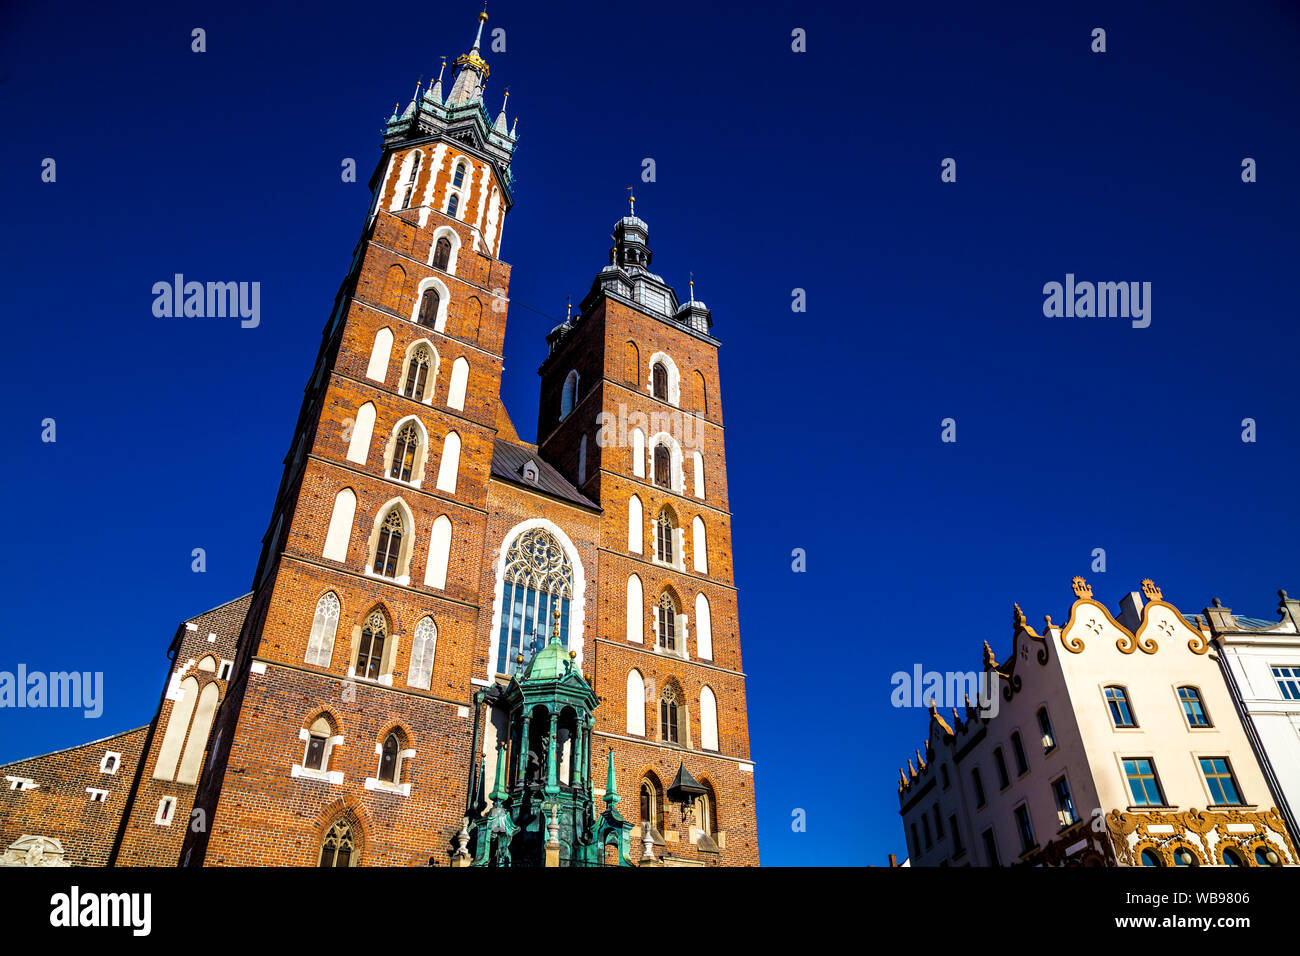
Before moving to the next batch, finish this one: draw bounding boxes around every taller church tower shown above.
[177,13,758,867]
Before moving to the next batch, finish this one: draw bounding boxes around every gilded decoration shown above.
[1106,807,1296,867]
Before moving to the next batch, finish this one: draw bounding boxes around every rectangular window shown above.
[1123,758,1165,807]
[981,828,1000,866]
[949,815,963,855]
[305,736,326,771]
[1014,804,1036,852]
[1037,708,1057,753]
[86,788,108,803]
[218,660,233,680]
[1272,666,1300,701]
[1011,732,1029,775]
[155,797,176,826]
[993,748,1010,790]
[972,768,986,808]
[933,806,944,839]
[940,764,950,789]
[911,822,920,854]
[1200,757,1243,806]
[1052,776,1078,827]
[922,815,932,850]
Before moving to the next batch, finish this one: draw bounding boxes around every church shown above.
[0,10,758,868]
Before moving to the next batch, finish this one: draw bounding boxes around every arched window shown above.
[695,593,712,660]
[304,716,332,771]
[403,345,432,400]
[346,402,375,464]
[694,369,708,415]
[374,509,404,578]
[692,516,708,573]
[378,733,401,783]
[495,527,575,676]
[626,669,645,735]
[656,509,676,564]
[692,451,705,499]
[1104,686,1136,727]
[578,434,587,485]
[694,781,718,847]
[322,488,356,561]
[447,194,459,217]
[1222,847,1245,866]
[401,151,422,208]
[1139,848,1163,867]
[640,775,664,840]
[1255,845,1282,866]
[452,162,466,188]
[631,428,646,478]
[417,287,440,327]
[652,361,668,401]
[432,237,452,271]
[436,431,461,493]
[1177,686,1211,728]
[319,820,357,867]
[305,592,341,667]
[424,515,452,590]
[356,610,388,680]
[409,616,437,690]
[653,444,671,488]
[155,676,198,781]
[560,370,579,419]
[366,328,393,382]
[197,655,217,672]
[325,489,361,564]
[658,592,678,652]
[700,686,719,751]
[626,574,643,643]
[447,357,469,411]
[626,494,642,554]
[390,422,420,482]
[177,682,219,784]
[624,341,640,384]
[660,682,681,744]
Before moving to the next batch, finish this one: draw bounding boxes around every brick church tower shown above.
[150,11,759,867]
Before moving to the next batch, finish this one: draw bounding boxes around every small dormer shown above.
[520,459,540,484]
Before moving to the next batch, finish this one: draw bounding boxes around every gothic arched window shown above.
[640,776,664,839]
[390,423,420,482]
[401,152,422,209]
[432,236,451,271]
[404,345,432,400]
[319,820,357,867]
[356,610,388,680]
[374,510,404,578]
[452,163,466,188]
[495,527,575,676]
[417,287,440,328]
[409,616,437,690]
[660,682,681,744]
[447,194,459,217]
[305,592,340,667]
[304,716,331,771]
[378,733,400,783]
[652,361,668,401]
[658,592,677,652]
[655,509,675,564]
[653,444,671,489]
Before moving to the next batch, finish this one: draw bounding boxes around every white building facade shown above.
[898,577,1298,867]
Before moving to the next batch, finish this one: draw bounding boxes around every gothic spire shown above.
[448,9,491,106]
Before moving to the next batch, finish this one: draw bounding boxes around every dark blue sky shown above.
[1,1,1297,866]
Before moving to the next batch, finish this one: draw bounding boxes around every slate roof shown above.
[489,439,599,511]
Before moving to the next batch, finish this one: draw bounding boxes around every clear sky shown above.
[1,0,1297,866]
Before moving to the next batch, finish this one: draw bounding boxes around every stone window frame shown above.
[100,751,122,775]
[292,713,345,785]
[155,796,176,826]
